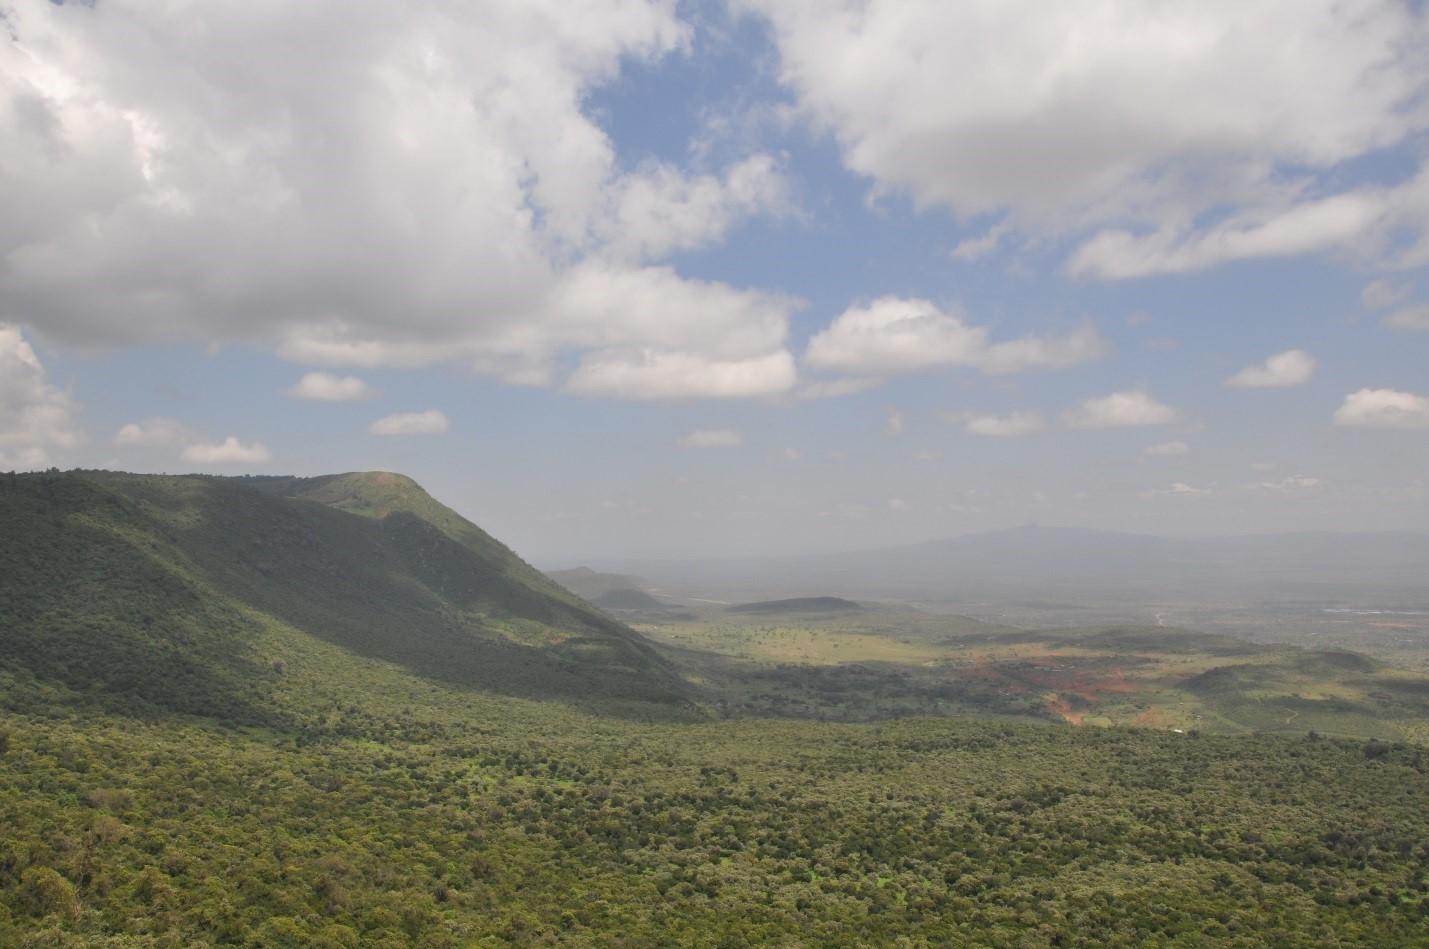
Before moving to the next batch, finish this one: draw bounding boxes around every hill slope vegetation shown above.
[0,470,690,720]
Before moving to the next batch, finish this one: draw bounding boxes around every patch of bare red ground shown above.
[1132,705,1165,728]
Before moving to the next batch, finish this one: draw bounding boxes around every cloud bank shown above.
[0,0,795,400]
[749,0,1429,275]
[0,325,83,468]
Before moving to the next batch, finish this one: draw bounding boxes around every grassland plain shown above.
[2,471,1428,944]
[633,603,1429,743]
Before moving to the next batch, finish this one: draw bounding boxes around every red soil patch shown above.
[1132,706,1164,728]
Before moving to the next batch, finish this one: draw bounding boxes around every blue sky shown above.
[2,0,1427,561]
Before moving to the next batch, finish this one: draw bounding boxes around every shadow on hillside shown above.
[156,491,694,720]
[0,478,283,726]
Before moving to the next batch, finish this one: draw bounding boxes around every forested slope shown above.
[0,470,691,719]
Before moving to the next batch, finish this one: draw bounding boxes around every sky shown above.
[2,0,1428,563]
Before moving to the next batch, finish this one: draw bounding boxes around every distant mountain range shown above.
[589,524,1429,612]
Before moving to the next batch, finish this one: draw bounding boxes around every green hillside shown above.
[0,470,690,720]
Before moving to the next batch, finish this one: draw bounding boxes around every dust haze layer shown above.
[581,525,1429,663]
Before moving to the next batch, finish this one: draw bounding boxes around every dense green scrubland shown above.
[2,471,1426,945]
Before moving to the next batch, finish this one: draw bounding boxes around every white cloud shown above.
[1361,279,1410,310]
[961,410,1048,438]
[0,324,83,468]
[599,154,790,263]
[1250,461,1277,473]
[748,1,1429,272]
[1382,305,1429,332]
[880,407,904,438]
[113,417,192,447]
[676,428,744,449]
[1062,388,1178,429]
[1260,475,1322,494]
[1068,189,1394,279]
[1143,440,1190,458]
[287,372,377,402]
[1141,482,1213,499]
[180,436,273,465]
[887,498,910,512]
[804,297,1105,378]
[368,409,449,436]
[566,349,796,401]
[1333,388,1429,429]
[950,223,1009,262]
[1225,349,1317,388]
[0,0,796,400]
[795,376,882,400]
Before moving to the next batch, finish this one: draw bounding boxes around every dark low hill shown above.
[729,596,862,614]
[0,470,693,720]
[593,588,667,611]
[546,566,651,602]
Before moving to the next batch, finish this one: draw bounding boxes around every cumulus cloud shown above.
[748,1,1429,273]
[1333,388,1429,429]
[113,417,193,447]
[1361,279,1410,310]
[0,325,83,468]
[960,410,1048,438]
[369,410,450,436]
[804,297,1105,378]
[0,0,795,400]
[1260,475,1323,494]
[599,154,791,263]
[675,428,744,448]
[1382,305,1429,332]
[180,437,273,465]
[287,372,378,402]
[1061,388,1178,429]
[1225,349,1317,388]
[566,349,796,401]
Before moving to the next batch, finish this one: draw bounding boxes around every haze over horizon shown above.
[3,0,1428,562]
